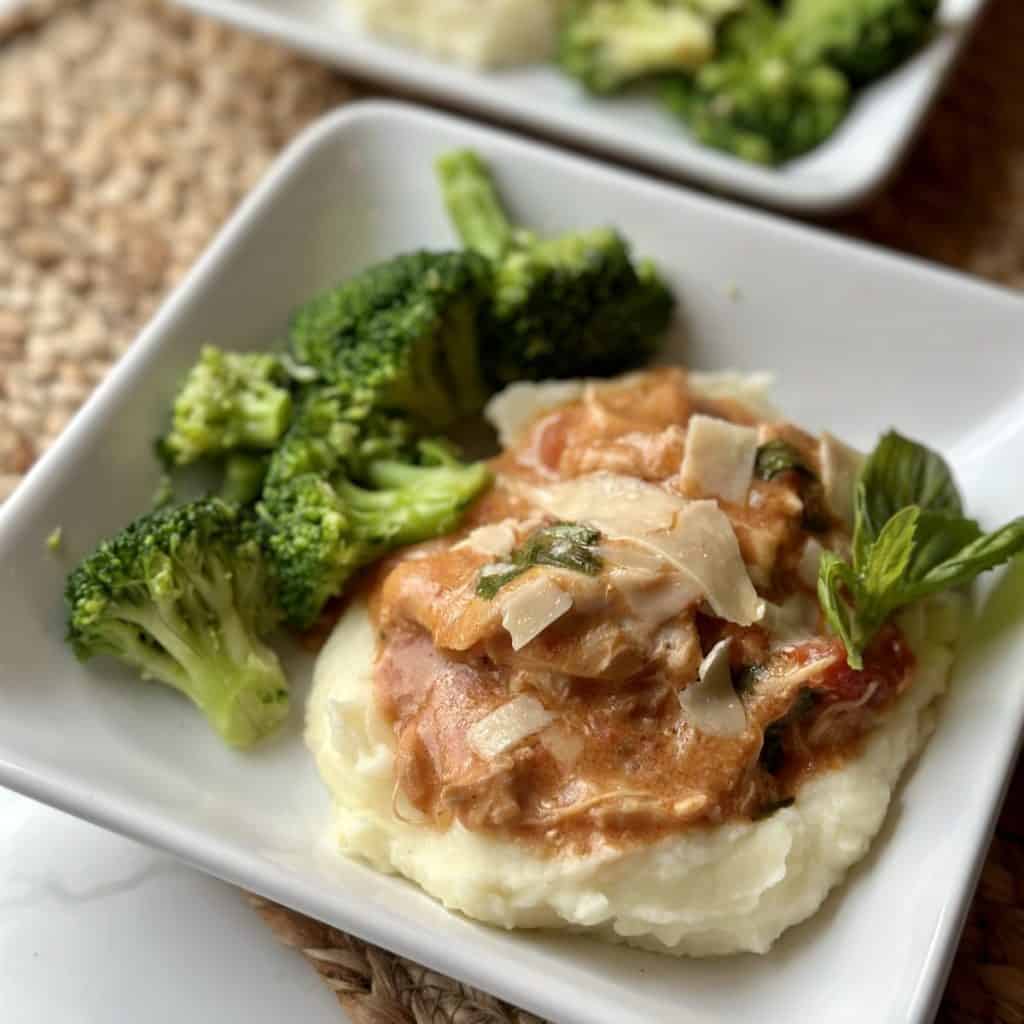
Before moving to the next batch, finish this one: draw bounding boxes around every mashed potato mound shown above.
[346,0,565,68]
[305,375,965,956]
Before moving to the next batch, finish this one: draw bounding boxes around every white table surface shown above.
[0,786,346,1024]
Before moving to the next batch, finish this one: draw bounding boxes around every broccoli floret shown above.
[160,347,293,467]
[65,499,288,749]
[220,453,269,506]
[560,0,727,95]
[783,0,939,84]
[437,150,675,385]
[260,442,491,627]
[661,0,936,163]
[265,386,416,489]
[662,2,850,164]
[288,250,492,428]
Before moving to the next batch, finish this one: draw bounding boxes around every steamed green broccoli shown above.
[160,347,293,466]
[662,1,850,164]
[783,0,939,84]
[288,250,492,428]
[437,149,674,385]
[220,453,269,506]
[661,0,937,164]
[265,386,416,489]
[560,0,721,95]
[65,499,288,749]
[260,442,491,628]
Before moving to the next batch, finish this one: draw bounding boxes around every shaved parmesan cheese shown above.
[679,639,747,738]
[539,724,584,768]
[531,472,681,533]
[501,574,573,651]
[820,433,864,528]
[679,414,758,504]
[454,520,519,558]
[485,380,587,447]
[762,593,820,648]
[688,370,778,419]
[528,474,762,626]
[468,696,554,761]
[663,502,764,626]
[798,537,824,588]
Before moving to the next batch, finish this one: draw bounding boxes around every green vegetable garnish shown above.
[476,522,603,599]
[818,431,1024,669]
[46,526,63,552]
[754,440,813,481]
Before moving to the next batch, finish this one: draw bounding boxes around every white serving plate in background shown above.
[175,0,988,214]
[1,102,1023,1024]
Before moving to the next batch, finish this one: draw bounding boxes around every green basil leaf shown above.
[856,431,963,550]
[903,510,982,584]
[476,563,527,600]
[821,430,1022,668]
[754,441,814,481]
[862,506,919,602]
[518,522,602,576]
[476,522,602,599]
[817,551,866,669]
[901,516,1024,604]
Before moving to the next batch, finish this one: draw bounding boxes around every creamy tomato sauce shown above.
[364,370,914,853]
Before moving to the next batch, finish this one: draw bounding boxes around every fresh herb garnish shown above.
[754,440,814,481]
[755,441,829,532]
[476,522,602,599]
[818,430,1024,669]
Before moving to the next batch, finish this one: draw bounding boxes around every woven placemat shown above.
[1,2,1022,1021]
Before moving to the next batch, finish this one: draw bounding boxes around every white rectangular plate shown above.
[1,102,1023,1024]
[175,0,988,214]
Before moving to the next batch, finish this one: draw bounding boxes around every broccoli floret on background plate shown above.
[663,48,850,164]
[560,0,719,95]
[661,0,937,164]
[259,441,491,628]
[437,149,675,385]
[662,1,850,164]
[160,347,293,466]
[288,249,493,427]
[65,498,288,749]
[782,0,939,85]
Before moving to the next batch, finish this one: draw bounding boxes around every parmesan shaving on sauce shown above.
[761,593,820,648]
[798,537,824,588]
[678,414,758,504]
[820,432,864,528]
[467,696,554,761]
[454,520,519,558]
[526,473,763,626]
[678,639,747,738]
[484,380,587,447]
[500,574,573,651]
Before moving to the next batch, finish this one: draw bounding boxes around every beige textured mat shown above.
[1,1,1022,1021]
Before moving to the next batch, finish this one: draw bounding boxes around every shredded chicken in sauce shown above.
[362,369,915,853]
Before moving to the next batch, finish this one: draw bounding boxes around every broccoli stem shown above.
[341,458,492,548]
[220,453,268,506]
[436,150,516,263]
[115,590,287,749]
